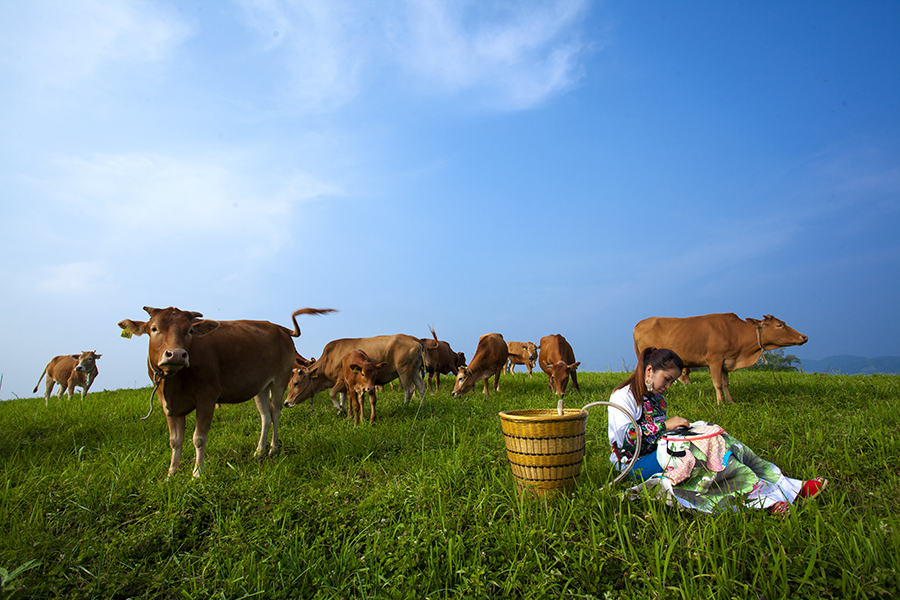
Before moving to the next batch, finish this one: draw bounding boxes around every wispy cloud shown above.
[235,0,591,111]
[400,0,590,109]
[0,0,190,88]
[47,151,342,254]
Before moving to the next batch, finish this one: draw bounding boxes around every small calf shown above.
[340,349,387,426]
[33,351,101,405]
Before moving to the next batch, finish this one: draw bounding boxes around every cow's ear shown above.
[746,317,761,326]
[190,320,219,336]
[93,353,102,359]
[569,361,581,371]
[70,354,80,360]
[350,365,362,374]
[118,319,149,337]
[375,362,388,371]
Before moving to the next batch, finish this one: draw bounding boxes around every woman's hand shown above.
[665,416,690,430]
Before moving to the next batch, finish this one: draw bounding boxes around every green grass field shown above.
[1,370,898,599]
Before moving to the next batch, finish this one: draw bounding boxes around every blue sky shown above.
[1,0,898,400]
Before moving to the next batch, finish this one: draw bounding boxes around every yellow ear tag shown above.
[120,327,133,339]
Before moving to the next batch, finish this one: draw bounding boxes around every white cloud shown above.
[234,0,591,111]
[0,0,190,87]
[49,151,342,252]
[401,0,590,109]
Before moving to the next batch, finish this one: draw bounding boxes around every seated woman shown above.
[607,347,826,514]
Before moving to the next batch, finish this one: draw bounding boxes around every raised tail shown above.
[289,307,338,337]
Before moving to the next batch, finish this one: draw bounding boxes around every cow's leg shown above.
[400,370,427,407]
[368,391,377,424]
[721,371,734,404]
[253,390,274,458]
[166,415,186,476]
[708,362,727,405]
[192,405,215,477]
[44,379,54,405]
[268,385,284,456]
[482,378,491,397]
[526,363,533,379]
[571,370,580,392]
[493,368,502,392]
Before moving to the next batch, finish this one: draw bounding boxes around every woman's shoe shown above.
[799,477,829,500]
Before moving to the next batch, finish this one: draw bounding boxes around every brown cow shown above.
[633,313,809,405]
[284,334,427,411]
[506,341,538,377]
[33,351,101,405]
[340,349,387,425]
[451,333,508,398]
[538,334,580,397]
[117,306,334,476]
[420,326,466,392]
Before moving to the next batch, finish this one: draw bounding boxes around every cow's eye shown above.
[150,326,158,333]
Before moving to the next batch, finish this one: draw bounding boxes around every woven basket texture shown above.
[498,409,587,496]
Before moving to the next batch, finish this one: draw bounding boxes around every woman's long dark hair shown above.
[616,347,684,406]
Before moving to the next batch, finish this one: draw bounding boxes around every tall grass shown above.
[1,370,898,599]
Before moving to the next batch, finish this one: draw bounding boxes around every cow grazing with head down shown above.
[118,306,335,476]
[506,341,538,377]
[340,349,387,425]
[633,313,809,405]
[284,334,427,412]
[420,326,466,392]
[538,334,581,397]
[33,351,101,405]
[451,333,509,398]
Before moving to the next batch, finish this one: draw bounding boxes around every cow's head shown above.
[451,366,478,397]
[117,306,219,375]
[72,351,101,372]
[547,360,580,397]
[454,352,467,369]
[749,315,808,349]
[284,365,317,407]
[525,342,538,366]
[347,359,388,395]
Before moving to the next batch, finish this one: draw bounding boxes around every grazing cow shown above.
[340,349,387,425]
[451,333,508,398]
[538,334,581,397]
[419,326,466,392]
[633,313,809,405]
[33,351,101,405]
[284,334,427,411]
[117,306,335,476]
[506,341,538,377]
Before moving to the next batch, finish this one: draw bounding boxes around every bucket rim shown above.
[498,408,586,423]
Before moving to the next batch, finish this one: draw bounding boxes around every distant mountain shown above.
[799,355,900,375]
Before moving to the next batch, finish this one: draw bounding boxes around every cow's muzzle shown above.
[159,348,189,372]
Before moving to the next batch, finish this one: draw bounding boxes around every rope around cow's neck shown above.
[756,325,769,364]
[141,361,168,421]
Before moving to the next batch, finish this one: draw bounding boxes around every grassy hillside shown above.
[1,370,898,599]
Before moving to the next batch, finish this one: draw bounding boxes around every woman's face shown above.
[645,366,681,395]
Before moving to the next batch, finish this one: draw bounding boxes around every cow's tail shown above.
[289,307,338,337]
[33,368,46,394]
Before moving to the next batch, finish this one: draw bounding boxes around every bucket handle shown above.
[580,401,642,486]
